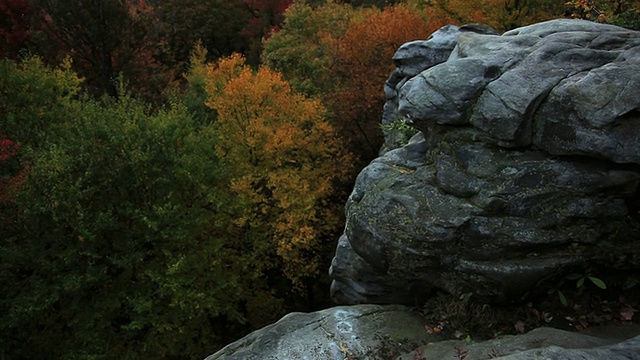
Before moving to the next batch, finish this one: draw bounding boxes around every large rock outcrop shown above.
[330,19,640,305]
[205,304,640,360]
[204,19,640,360]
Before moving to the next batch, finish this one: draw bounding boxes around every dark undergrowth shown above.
[420,274,640,342]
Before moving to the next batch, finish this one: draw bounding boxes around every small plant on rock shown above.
[548,270,607,306]
[380,118,418,148]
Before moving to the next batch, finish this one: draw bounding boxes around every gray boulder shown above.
[382,24,499,150]
[204,304,444,360]
[396,18,640,153]
[331,19,640,305]
[204,305,640,360]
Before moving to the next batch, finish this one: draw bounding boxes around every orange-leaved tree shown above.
[205,53,352,288]
[329,3,447,160]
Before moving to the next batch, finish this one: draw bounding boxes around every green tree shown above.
[0,132,23,231]
[0,55,82,148]
[154,0,251,69]
[0,56,265,359]
[261,0,363,97]
[179,42,218,125]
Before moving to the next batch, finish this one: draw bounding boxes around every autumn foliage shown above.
[329,3,448,158]
[206,54,352,286]
[27,0,171,101]
[263,2,449,163]
[565,0,640,28]
[419,0,563,31]
[244,0,294,37]
[6,1,631,358]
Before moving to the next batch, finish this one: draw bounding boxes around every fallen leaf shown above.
[514,320,526,334]
[578,315,589,329]
[620,308,635,321]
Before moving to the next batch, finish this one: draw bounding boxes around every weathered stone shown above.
[397,326,640,360]
[391,25,461,79]
[204,304,444,360]
[331,19,640,306]
[533,45,640,163]
[396,20,639,149]
[382,23,500,150]
[502,18,630,37]
[204,308,640,360]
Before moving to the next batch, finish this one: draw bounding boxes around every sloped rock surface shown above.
[204,304,443,360]
[330,19,640,305]
[204,306,640,360]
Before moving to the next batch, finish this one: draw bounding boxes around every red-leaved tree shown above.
[244,0,293,38]
[0,133,24,229]
[329,3,447,160]
[0,0,33,59]
[243,0,293,62]
[31,0,171,102]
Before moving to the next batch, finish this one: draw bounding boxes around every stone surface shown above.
[398,326,640,360]
[330,19,640,305]
[204,305,640,360]
[382,24,499,150]
[204,304,444,360]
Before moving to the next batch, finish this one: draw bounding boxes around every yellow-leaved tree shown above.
[205,53,352,288]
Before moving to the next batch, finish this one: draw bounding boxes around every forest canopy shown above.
[1,0,639,358]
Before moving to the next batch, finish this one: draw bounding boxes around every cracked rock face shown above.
[330,19,640,305]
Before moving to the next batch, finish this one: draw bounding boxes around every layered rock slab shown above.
[331,19,640,305]
[204,304,443,360]
[203,305,640,360]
